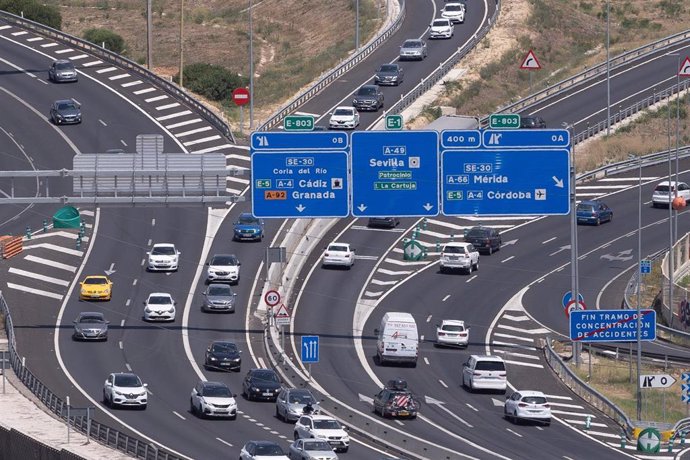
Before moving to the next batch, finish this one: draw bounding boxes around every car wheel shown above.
[103,391,109,406]
[294,432,300,441]
[190,398,196,414]
[341,447,349,453]
[473,260,479,271]
[513,410,520,424]
[596,217,601,226]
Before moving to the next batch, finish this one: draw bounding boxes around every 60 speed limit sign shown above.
[264,290,281,307]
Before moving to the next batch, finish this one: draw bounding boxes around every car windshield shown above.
[78,315,104,323]
[443,246,467,254]
[202,385,232,397]
[238,214,260,225]
[289,392,314,404]
[305,440,332,451]
[577,204,594,212]
[433,19,449,26]
[442,324,464,332]
[56,62,74,70]
[212,342,237,353]
[334,108,353,116]
[380,65,397,72]
[446,4,463,11]
[255,444,284,455]
[403,40,421,48]
[475,361,505,371]
[57,102,77,110]
[522,396,547,404]
[151,246,175,255]
[313,419,341,430]
[328,245,349,252]
[253,370,279,383]
[148,295,172,305]
[357,87,377,96]
[208,285,232,296]
[114,374,142,387]
[210,255,237,265]
[84,277,107,285]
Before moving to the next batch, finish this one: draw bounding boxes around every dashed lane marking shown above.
[424,357,430,365]
[133,87,156,95]
[8,268,70,286]
[6,283,63,300]
[442,295,450,301]
[466,275,477,283]
[216,438,233,447]
[173,411,186,420]
[439,380,448,388]
[166,118,202,129]
[506,428,522,437]
[542,237,557,244]
[24,255,77,272]
[96,66,117,73]
[156,110,192,121]
[501,256,515,263]
[121,80,143,87]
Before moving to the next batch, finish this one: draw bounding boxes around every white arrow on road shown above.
[600,249,633,261]
[104,263,116,276]
[501,239,518,247]
[358,393,374,405]
[552,176,564,188]
[295,204,306,213]
[549,245,571,256]
[424,396,473,428]
[357,204,367,212]
[423,203,434,211]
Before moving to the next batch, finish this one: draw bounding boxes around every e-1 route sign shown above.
[251,132,349,218]
[569,309,656,343]
[351,131,439,217]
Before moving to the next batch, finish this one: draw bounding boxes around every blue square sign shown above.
[351,131,439,217]
[301,335,319,364]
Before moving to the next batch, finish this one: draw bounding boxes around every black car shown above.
[374,63,404,86]
[204,341,242,371]
[520,116,546,129]
[463,226,501,254]
[367,217,400,229]
[242,368,282,401]
[50,99,82,125]
[352,84,384,112]
[240,441,286,459]
[373,378,420,419]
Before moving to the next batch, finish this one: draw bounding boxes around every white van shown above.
[376,312,419,367]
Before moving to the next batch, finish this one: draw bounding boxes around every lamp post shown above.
[668,53,679,327]
[629,153,642,421]
[179,0,184,87]
[606,0,610,136]
[355,0,360,51]
[249,0,254,130]
[146,0,152,69]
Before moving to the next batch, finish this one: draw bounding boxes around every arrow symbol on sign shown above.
[502,239,518,247]
[358,393,374,405]
[549,245,571,256]
[552,176,564,188]
[682,384,690,392]
[104,263,116,276]
[296,204,306,212]
[683,373,690,383]
[423,203,434,211]
[357,204,367,212]
[424,396,473,428]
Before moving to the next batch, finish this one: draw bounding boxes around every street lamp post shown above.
[249,0,254,130]
[146,0,153,70]
[668,53,679,327]
[606,0,610,136]
[630,154,642,421]
[179,0,184,88]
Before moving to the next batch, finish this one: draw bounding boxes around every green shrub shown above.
[0,0,62,29]
[175,63,248,102]
[83,28,126,54]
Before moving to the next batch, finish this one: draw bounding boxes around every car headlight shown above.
[252,387,261,392]
[209,356,218,361]
[114,390,125,396]
[145,307,152,313]
[167,307,175,313]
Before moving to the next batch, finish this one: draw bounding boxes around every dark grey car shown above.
[202,283,237,313]
[73,312,109,341]
[375,63,404,86]
[367,217,400,229]
[48,59,78,83]
[352,85,384,112]
[50,99,81,125]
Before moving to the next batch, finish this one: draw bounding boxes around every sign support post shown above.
[66,396,70,444]
[567,123,581,367]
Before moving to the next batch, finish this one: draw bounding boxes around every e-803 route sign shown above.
[251,132,349,218]
[351,131,439,217]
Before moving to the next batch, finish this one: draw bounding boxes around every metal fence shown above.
[0,425,86,460]
[0,291,183,460]
[0,11,234,145]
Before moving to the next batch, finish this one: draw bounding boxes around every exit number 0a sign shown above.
[489,113,520,129]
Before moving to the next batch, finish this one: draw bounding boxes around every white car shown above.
[143,292,176,322]
[147,243,180,272]
[190,380,237,419]
[322,242,355,269]
[651,180,690,208]
[429,18,454,39]
[288,438,338,460]
[103,372,148,409]
[206,253,241,284]
[504,390,551,425]
[439,242,479,274]
[294,415,349,453]
[462,355,507,393]
[441,2,466,23]
[436,319,469,347]
[328,106,360,130]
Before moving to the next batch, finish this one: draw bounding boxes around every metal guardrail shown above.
[257,0,407,132]
[544,338,635,436]
[0,10,234,145]
[578,146,690,184]
[0,291,182,460]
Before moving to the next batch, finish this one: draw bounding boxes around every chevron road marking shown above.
[227,176,250,185]
[377,268,413,276]
[133,87,156,95]
[566,419,608,428]
[496,324,551,334]
[121,80,143,87]
[27,37,44,42]
[491,340,536,351]
[193,144,237,153]
[54,48,74,54]
[6,283,63,300]
[95,66,117,73]
[68,54,89,60]
[156,110,192,121]
[418,229,451,239]
[225,154,251,162]
[364,291,384,297]
[156,103,181,110]
[583,431,623,439]
[384,257,429,266]
[492,350,540,360]
[146,95,168,102]
[22,242,83,256]
[82,60,102,67]
[11,31,27,36]
[502,314,530,322]
[9,268,70,286]
[108,73,130,80]
[503,359,543,368]
[79,209,95,216]
[166,118,201,128]
[370,279,397,286]
[548,401,584,409]
[550,409,595,417]
[183,135,222,146]
[355,255,379,260]
[176,126,212,137]
[599,177,658,182]
[493,332,535,343]
[0,25,11,30]
[25,255,77,272]
[541,394,573,400]
[40,43,58,48]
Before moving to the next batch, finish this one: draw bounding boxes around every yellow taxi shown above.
[79,275,113,301]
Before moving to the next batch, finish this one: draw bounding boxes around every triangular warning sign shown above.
[520,50,541,70]
[274,304,290,318]
[679,56,690,77]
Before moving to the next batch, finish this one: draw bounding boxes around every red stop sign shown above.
[232,87,250,106]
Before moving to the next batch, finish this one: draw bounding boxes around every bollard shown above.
[42,219,48,233]
[620,432,626,449]
[584,415,591,431]
[422,250,427,259]
[25,226,31,239]
[79,226,85,238]
[436,241,441,252]
[450,233,454,242]
[76,238,81,250]
[422,218,428,230]
[681,431,686,447]
[669,435,674,453]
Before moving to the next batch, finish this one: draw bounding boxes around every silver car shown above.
[72,312,109,341]
[276,388,320,422]
[288,438,338,460]
[48,59,78,82]
[202,283,237,313]
[399,38,427,61]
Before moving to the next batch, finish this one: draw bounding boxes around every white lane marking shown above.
[25,255,77,272]
[496,324,551,334]
[125,299,131,307]
[216,438,233,447]
[156,103,180,110]
[566,419,608,427]
[549,402,585,409]
[424,357,430,365]
[68,54,89,60]
[82,60,102,67]
[494,332,535,343]
[121,80,143,87]
[506,428,522,437]
[426,315,432,322]
[364,290,384,298]
[466,275,477,283]
[439,379,448,388]
[226,176,250,185]
[99,119,107,126]
[132,279,138,286]
[22,242,83,256]
[133,87,156,94]
[156,110,192,121]
[355,255,378,260]
[9,268,69,286]
[193,143,237,153]
[173,411,186,420]
[11,31,27,36]
[79,209,95,216]
[27,37,44,42]
[166,118,202,129]
[501,256,515,263]
[550,410,596,418]
[118,341,123,349]
[442,294,450,301]
[182,135,222,146]
[503,359,543,368]
[145,95,168,102]
[226,187,243,195]
[466,403,478,412]
[40,43,59,48]
[584,431,623,439]
[577,185,630,190]
[542,237,557,244]
[493,350,540,360]
[258,357,266,368]
[120,320,125,327]
[384,257,429,266]
[108,73,130,80]
[0,25,11,30]
[377,268,413,275]
[152,218,156,226]
[141,258,146,266]
[125,363,132,371]
[502,314,530,322]
[147,239,152,246]
[54,48,74,54]
[225,153,251,162]
[294,111,320,117]
[6,283,63,300]
[542,394,573,400]
[175,126,212,137]
[599,177,658,182]
[492,340,538,351]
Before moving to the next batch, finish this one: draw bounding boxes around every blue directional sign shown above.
[440,130,482,149]
[482,129,570,149]
[569,309,656,343]
[441,149,570,216]
[562,291,584,309]
[640,259,652,275]
[301,335,319,364]
[351,131,439,217]
[251,132,348,151]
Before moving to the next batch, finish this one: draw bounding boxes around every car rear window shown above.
[522,396,547,404]
[443,246,466,254]
[475,361,505,371]
[576,204,594,212]
[655,185,671,192]
[442,325,465,332]
[467,228,490,238]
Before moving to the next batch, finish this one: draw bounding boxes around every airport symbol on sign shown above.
[640,374,676,389]
[301,336,319,364]
[520,50,541,70]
